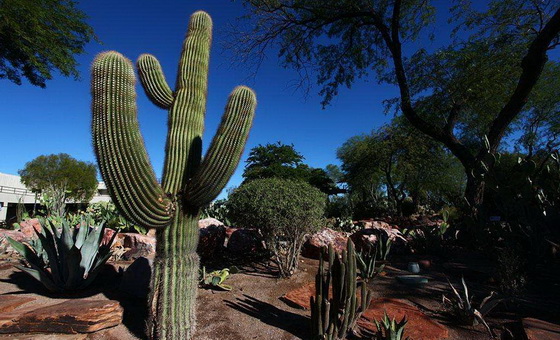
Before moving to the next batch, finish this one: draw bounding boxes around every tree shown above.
[338,118,464,216]
[0,0,96,87]
[243,142,344,194]
[237,0,560,213]
[18,153,98,216]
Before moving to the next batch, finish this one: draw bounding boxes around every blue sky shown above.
[0,0,452,197]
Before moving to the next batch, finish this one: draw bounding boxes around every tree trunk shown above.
[465,172,485,213]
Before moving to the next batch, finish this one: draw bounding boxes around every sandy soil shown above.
[1,250,559,340]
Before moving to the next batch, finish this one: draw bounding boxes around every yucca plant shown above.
[7,217,115,292]
[442,277,501,337]
[372,312,409,340]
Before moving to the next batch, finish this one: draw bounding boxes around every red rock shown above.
[0,296,35,313]
[282,282,364,310]
[198,218,224,229]
[522,317,560,340]
[17,219,42,239]
[0,230,27,253]
[301,228,348,259]
[357,298,449,340]
[0,299,123,334]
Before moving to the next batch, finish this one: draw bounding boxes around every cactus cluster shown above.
[90,11,256,340]
[311,239,372,339]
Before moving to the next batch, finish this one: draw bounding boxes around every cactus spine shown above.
[311,239,372,340]
[90,11,256,340]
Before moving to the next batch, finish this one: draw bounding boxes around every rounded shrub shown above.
[227,178,326,277]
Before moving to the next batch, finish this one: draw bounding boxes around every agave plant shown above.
[373,312,409,340]
[442,277,501,337]
[7,217,115,292]
[200,266,239,291]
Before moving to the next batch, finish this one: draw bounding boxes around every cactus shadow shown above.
[225,294,310,339]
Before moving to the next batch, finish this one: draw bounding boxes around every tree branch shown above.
[485,7,560,153]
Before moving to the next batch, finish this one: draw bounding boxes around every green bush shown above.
[401,197,416,216]
[228,178,326,277]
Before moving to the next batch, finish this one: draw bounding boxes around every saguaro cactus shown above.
[90,11,256,340]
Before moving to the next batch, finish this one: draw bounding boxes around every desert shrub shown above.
[495,247,527,298]
[228,178,326,277]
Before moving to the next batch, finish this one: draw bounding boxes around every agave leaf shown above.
[447,278,463,303]
[64,245,84,290]
[36,228,63,287]
[216,283,232,291]
[80,250,112,289]
[461,277,472,310]
[15,265,61,293]
[74,218,88,249]
[6,237,43,268]
[473,309,495,338]
[80,222,105,274]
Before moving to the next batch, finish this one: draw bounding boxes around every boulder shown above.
[522,318,560,340]
[198,218,224,229]
[101,228,117,247]
[227,228,264,255]
[0,299,123,334]
[0,230,27,253]
[301,228,348,259]
[197,220,226,258]
[16,219,42,239]
[351,220,407,253]
[0,296,36,314]
[357,298,449,340]
[119,257,152,299]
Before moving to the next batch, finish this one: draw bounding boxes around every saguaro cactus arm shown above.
[137,54,174,109]
[185,86,257,206]
[91,51,174,229]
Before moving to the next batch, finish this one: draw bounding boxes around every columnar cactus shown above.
[311,240,372,339]
[90,11,256,340]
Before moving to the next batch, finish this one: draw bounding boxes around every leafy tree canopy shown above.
[338,117,465,214]
[19,153,98,215]
[243,142,344,194]
[0,0,97,87]
[238,0,560,207]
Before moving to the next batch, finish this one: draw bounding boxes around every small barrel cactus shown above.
[90,11,256,340]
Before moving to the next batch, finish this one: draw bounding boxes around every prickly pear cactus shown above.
[90,11,256,340]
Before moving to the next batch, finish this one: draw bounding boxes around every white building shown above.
[0,172,111,223]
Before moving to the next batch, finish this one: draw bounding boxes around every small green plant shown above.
[372,312,409,340]
[201,199,231,226]
[86,202,146,234]
[377,235,393,261]
[7,217,116,292]
[356,245,386,282]
[200,266,239,291]
[495,247,527,298]
[442,277,501,337]
[328,217,360,233]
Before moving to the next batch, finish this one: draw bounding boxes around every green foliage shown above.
[372,312,409,340]
[228,178,326,277]
[200,266,239,291]
[337,117,465,218]
[326,217,359,233]
[0,0,97,87]
[238,0,560,211]
[243,142,342,195]
[356,245,385,283]
[200,199,231,226]
[400,198,415,217]
[442,277,500,337]
[311,240,372,340]
[18,153,98,216]
[8,216,115,292]
[86,202,146,234]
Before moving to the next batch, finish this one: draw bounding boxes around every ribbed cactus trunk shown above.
[90,11,256,340]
